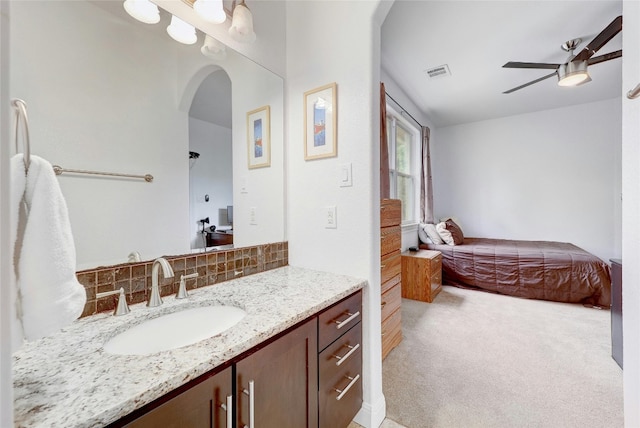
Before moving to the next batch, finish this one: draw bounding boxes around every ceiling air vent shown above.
[424,64,451,79]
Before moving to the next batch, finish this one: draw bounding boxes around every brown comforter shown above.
[420,238,611,307]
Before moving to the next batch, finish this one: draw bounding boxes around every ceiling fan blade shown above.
[588,49,622,66]
[503,61,559,70]
[573,15,623,62]
[503,71,557,94]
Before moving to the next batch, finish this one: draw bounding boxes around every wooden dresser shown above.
[380,199,402,360]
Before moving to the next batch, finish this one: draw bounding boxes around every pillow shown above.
[436,222,454,245]
[445,219,464,245]
[418,223,432,244]
[423,223,445,245]
[436,220,464,246]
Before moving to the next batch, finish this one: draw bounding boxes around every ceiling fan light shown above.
[123,0,160,24]
[193,0,226,24]
[558,60,590,87]
[167,15,198,45]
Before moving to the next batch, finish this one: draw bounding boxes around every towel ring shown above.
[11,98,31,173]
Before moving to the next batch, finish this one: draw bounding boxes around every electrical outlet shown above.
[325,206,337,229]
[249,207,257,225]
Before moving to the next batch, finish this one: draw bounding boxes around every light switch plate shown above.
[240,177,249,194]
[339,163,352,187]
[249,207,257,225]
[325,206,337,229]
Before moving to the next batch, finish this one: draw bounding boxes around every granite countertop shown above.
[13,266,366,428]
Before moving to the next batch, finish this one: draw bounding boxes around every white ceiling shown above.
[381,0,623,128]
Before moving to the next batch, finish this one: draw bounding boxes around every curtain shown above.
[420,126,434,223]
[380,82,390,199]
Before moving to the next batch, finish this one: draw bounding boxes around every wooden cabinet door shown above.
[125,367,232,428]
[236,318,318,428]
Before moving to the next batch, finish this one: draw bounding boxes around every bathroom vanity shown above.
[13,267,364,428]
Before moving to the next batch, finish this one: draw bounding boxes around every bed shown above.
[419,237,611,307]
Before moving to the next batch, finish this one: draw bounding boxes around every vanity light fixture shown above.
[229,0,256,43]
[193,0,226,24]
[167,15,198,45]
[201,35,227,60]
[123,0,160,24]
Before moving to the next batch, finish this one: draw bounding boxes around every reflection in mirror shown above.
[189,69,233,250]
[9,0,285,270]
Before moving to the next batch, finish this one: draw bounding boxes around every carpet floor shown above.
[382,286,623,428]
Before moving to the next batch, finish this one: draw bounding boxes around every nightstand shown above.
[401,250,442,303]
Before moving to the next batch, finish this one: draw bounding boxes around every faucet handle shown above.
[96,287,130,316]
[177,273,199,299]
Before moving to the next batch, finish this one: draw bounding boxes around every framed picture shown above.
[304,82,337,160]
[247,105,271,169]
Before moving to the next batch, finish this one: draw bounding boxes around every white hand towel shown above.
[13,154,86,343]
[10,155,27,351]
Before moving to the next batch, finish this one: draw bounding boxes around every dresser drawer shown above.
[382,307,402,360]
[318,291,362,351]
[380,199,401,228]
[318,336,363,428]
[381,283,401,322]
[381,250,401,291]
[381,226,401,257]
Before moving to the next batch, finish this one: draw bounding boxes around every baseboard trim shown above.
[353,394,386,427]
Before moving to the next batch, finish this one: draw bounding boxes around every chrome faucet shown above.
[148,257,174,307]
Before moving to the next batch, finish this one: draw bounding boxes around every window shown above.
[386,106,419,224]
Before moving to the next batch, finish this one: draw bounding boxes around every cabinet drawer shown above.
[319,338,363,428]
[381,308,402,360]
[381,250,401,291]
[319,322,362,389]
[319,291,362,351]
[381,283,401,322]
[380,199,401,228]
[432,254,442,274]
[381,272,400,296]
[381,226,401,257]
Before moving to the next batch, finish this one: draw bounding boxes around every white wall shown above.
[188,118,232,248]
[432,98,622,262]
[286,1,388,426]
[622,0,640,425]
[0,1,12,425]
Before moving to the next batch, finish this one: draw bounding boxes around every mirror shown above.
[9,0,285,270]
[188,69,233,250]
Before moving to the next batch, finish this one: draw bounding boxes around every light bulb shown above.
[167,15,198,45]
[123,0,160,24]
[194,0,226,24]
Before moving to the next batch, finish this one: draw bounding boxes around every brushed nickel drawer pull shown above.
[220,394,232,428]
[242,380,255,428]
[333,343,360,366]
[628,83,640,100]
[334,374,360,401]
[334,311,360,330]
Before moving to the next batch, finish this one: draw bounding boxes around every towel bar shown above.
[52,165,153,182]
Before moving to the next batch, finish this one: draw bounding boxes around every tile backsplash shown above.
[76,242,288,317]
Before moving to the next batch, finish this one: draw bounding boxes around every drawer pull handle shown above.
[381,264,386,268]
[242,380,255,428]
[220,394,232,428]
[381,301,387,308]
[334,311,360,330]
[235,270,243,276]
[334,374,360,401]
[333,343,360,366]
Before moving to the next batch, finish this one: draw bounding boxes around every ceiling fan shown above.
[502,15,622,94]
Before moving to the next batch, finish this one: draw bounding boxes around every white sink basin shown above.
[104,305,246,355]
